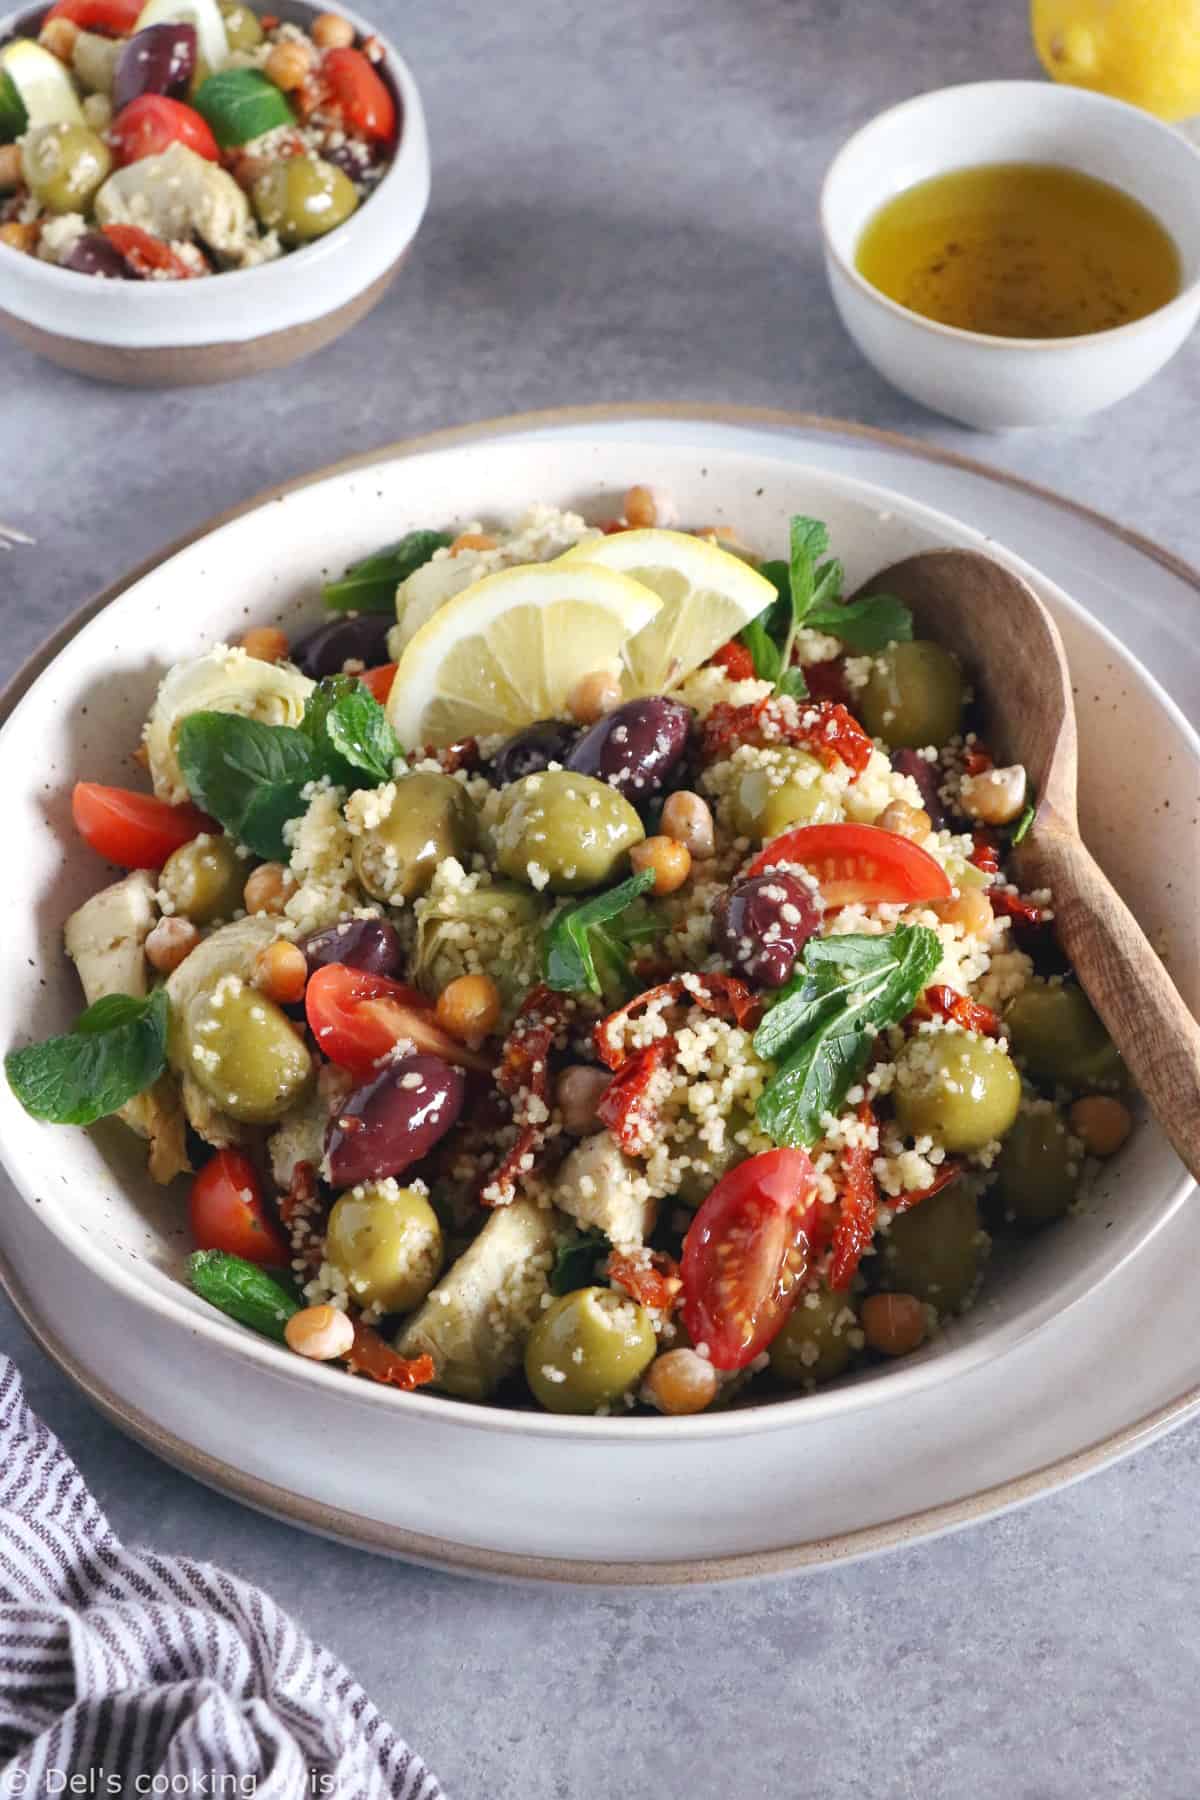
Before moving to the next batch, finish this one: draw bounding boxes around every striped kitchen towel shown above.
[0,1356,444,1798]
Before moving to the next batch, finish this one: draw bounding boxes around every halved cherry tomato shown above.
[304,963,490,1074]
[100,223,199,280]
[321,46,397,141]
[680,1147,819,1370]
[359,662,397,704]
[72,782,215,869]
[111,95,219,167]
[746,822,952,909]
[189,1149,289,1266]
[43,0,140,34]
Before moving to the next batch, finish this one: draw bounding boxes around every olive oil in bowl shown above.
[855,162,1182,339]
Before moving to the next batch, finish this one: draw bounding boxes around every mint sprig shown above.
[5,987,169,1126]
[543,868,658,998]
[739,513,914,683]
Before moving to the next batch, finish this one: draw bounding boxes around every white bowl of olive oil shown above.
[821,81,1200,429]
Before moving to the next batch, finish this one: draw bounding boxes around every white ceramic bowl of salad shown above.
[0,431,1196,1578]
[0,0,429,383]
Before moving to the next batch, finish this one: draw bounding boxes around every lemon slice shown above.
[136,0,230,72]
[559,529,777,695]
[387,563,662,747]
[0,40,85,130]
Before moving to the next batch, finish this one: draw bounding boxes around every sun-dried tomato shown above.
[481,985,575,1206]
[989,887,1051,928]
[828,1102,879,1291]
[699,696,872,779]
[889,1158,965,1217]
[606,1247,683,1314]
[277,1159,326,1273]
[968,831,1001,877]
[710,640,757,681]
[963,742,994,777]
[800,656,850,708]
[345,1320,435,1390]
[919,984,1002,1039]
[594,972,760,1071]
[101,223,199,280]
[421,738,480,775]
[595,1037,677,1154]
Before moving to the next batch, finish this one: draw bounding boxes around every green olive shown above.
[893,1029,1021,1153]
[351,772,477,903]
[21,123,111,215]
[325,1181,443,1313]
[857,640,965,750]
[160,834,243,925]
[991,1107,1079,1228]
[879,1183,980,1312]
[218,0,263,49]
[251,155,359,247]
[770,1285,859,1385]
[674,1109,751,1208]
[496,770,645,895]
[524,1286,656,1414]
[1004,981,1122,1089]
[183,977,312,1123]
[730,748,838,840]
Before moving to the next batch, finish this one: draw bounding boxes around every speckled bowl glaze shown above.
[0,0,430,384]
[0,428,1197,1574]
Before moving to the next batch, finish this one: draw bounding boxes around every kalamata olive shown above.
[63,232,137,280]
[713,873,821,988]
[112,23,196,112]
[299,917,402,978]
[291,613,393,679]
[890,749,946,829]
[322,138,381,184]
[325,1053,466,1189]
[490,720,578,787]
[565,697,692,799]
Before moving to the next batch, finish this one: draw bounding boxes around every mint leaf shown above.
[807,591,913,653]
[0,67,27,141]
[776,667,809,701]
[6,986,169,1126]
[549,1229,611,1296]
[302,675,405,785]
[177,712,316,860]
[740,614,783,683]
[739,518,843,694]
[1012,795,1036,846]
[322,530,453,614]
[188,1250,300,1341]
[754,926,941,1147]
[543,868,657,996]
[193,68,294,148]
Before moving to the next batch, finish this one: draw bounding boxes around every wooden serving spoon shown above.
[858,547,1200,1183]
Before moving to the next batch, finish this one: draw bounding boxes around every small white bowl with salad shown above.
[0,0,429,382]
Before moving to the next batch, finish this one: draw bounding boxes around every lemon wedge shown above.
[0,40,85,130]
[386,563,662,747]
[558,529,776,695]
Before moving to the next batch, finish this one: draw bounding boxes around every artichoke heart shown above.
[144,645,314,805]
[412,859,547,1021]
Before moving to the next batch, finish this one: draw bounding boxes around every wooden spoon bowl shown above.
[860,548,1200,1183]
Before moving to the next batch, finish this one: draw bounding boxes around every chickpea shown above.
[629,835,692,896]
[624,484,658,529]
[264,38,312,90]
[254,938,308,1005]
[875,798,931,842]
[449,531,497,554]
[642,1348,718,1415]
[285,1303,355,1361]
[0,144,22,191]
[659,789,715,860]
[960,764,1028,827]
[0,221,38,254]
[243,862,298,916]
[240,625,290,663]
[555,1064,611,1135]
[145,916,200,974]
[1069,1095,1133,1157]
[931,885,993,938]
[311,9,355,47]
[861,1292,927,1358]
[39,15,78,60]
[435,972,501,1048]
[567,669,622,725]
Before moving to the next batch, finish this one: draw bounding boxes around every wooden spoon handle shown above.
[1028,833,1200,1184]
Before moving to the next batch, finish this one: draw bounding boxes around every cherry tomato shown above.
[111,95,219,167]
[189,1150,289,1266]
[680,1147,819,1371]
[321,46,397,141]
[746,822,952,908]
[304,963,434,1073]
[101,223,199,279]
[72,782,214,869]
[359,662,397,704]
[42,0,141,34]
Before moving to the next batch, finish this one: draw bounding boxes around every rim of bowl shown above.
[1,421,1196,1442]
[0,0,427,307]
[819,79,1200,354]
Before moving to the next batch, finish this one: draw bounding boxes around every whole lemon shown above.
[1032,0,1200,121]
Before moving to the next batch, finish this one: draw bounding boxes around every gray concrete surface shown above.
[3,0,1200,1794]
